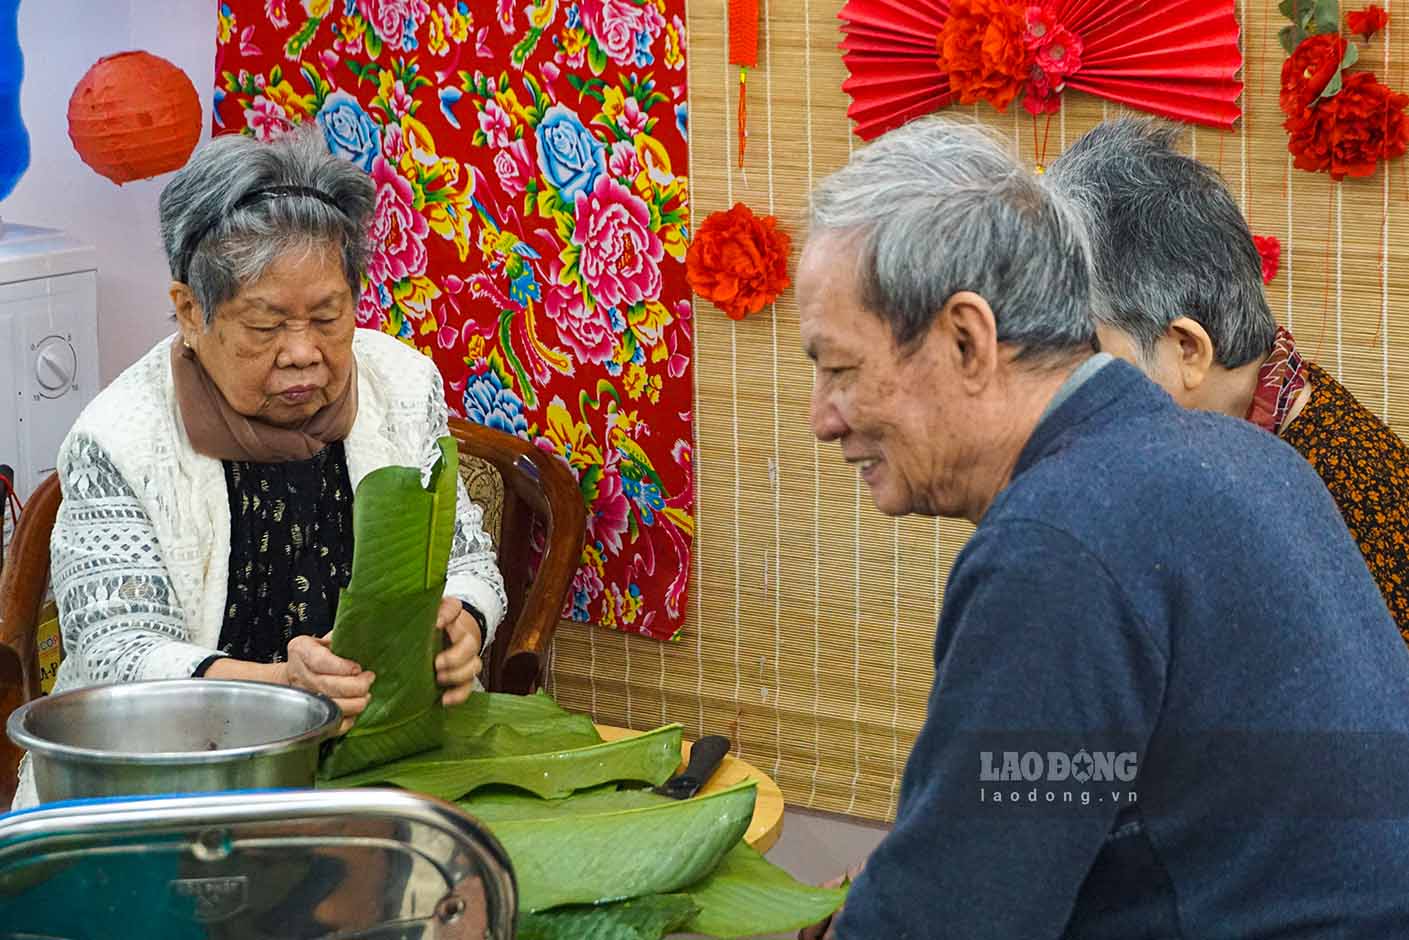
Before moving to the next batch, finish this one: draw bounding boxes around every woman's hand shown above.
[435,597,484,706]
[286,634,375,734]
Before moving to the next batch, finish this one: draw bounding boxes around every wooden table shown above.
[595,725,785,853]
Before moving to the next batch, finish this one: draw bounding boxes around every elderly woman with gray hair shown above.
[11,130,506,807]
[1046,117,1409,646]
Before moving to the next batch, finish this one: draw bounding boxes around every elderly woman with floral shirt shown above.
[1047,117,1409,646]
[11,128,507,807]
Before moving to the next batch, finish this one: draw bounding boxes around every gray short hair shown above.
[807,115,1095,360]
[158,126,376,327]
[1044,117,1275,368]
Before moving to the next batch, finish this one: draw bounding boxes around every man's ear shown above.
[1167,316,1215,392]
[936,290,1000,393]
[170,282,204,348]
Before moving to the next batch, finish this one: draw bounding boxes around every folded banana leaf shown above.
[511,846,847,940]
[681,842,849,938]
[516,895,700,940]
[322,723,683,801]
[463,787,848,939]
[491,780,757,912]
[319,436,459,779]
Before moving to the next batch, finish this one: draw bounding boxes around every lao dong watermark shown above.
[979,749,1138,807]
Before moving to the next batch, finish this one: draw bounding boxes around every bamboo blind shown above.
[546,0,1409,822]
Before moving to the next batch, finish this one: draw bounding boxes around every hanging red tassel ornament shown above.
[729,0,760,168]
[67,51,202,185]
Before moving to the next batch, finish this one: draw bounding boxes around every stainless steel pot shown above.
[7,679,342,803]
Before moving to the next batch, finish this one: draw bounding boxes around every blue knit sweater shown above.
[836,360,1409,939]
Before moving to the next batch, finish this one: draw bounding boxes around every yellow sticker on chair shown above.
[35,600,60,695]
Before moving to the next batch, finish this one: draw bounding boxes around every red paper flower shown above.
[1034,25,1083,81]
[1023,65,1062,115]
[1279,33,1349,115]
[1348,4,1389,39]
[1252,235,1281,284]
[1284,70,1409,179]
[686,203,791,320]
[1023,4,1058,50]
[936,0,1030,112]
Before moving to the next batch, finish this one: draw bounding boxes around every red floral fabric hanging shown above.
[214,0,695,641]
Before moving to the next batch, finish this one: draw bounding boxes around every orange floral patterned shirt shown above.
[1279,361,1409,646]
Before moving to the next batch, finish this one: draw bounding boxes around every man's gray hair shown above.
[1044,117,1276,368]
[159,126,376,326]
[808,115,1095,359]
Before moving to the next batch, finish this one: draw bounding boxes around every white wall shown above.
[2,0,216,381]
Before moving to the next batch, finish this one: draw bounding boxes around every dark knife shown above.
[653,735,732,799]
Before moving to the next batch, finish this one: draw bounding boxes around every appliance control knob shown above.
[35,337,76,393]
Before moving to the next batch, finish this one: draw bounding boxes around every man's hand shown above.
[285,634,375,734]
[435,596,484,706]
[798,861,866,940]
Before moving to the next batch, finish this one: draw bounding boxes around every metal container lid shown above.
[0,788,517,939]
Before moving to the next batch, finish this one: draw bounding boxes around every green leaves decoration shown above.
[1278,0,1341,53]
[1320,41,1360,99]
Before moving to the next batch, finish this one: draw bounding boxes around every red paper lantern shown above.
[67,50,201,185]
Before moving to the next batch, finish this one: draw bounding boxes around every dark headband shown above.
[175,185,347,283]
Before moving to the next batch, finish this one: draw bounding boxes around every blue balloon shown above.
[0,0,30,203]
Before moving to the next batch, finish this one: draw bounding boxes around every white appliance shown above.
[0,223,99,504]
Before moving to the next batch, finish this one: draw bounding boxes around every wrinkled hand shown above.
[286,634,375,734]
[435,596,484,706]
[798,862,866,940]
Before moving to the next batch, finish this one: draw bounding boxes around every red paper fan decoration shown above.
[67,51,202,185]
[838,0,1244,142]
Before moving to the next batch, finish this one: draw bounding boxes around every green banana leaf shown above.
[492,780,757,912]
[509,846,846,940]
[682,842,848,938]
[322,723,684,801]
[384,689,604,761]
[445,690,579,731]
[463,787,846,939]
[516,895,700,940]
[436,714,603,760]
[319,436,459,779]
[458,784,672,824]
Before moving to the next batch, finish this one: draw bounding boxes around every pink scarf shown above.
[1245,325,1307,435]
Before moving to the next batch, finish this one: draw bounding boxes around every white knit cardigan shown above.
[12,329,506,806]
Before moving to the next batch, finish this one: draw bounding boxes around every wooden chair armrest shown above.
[496,449,586,694]
[0,635,22,690]
[0,644,24,808]
[0,473,62,704]
[448,419,587,695]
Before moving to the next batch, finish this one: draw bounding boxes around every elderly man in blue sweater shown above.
[797,115,1409,939]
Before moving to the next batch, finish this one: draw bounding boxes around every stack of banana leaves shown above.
[316,440,847,939]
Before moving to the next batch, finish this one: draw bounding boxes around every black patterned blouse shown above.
[213,441,355,664]
[1280,361,1409,647]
